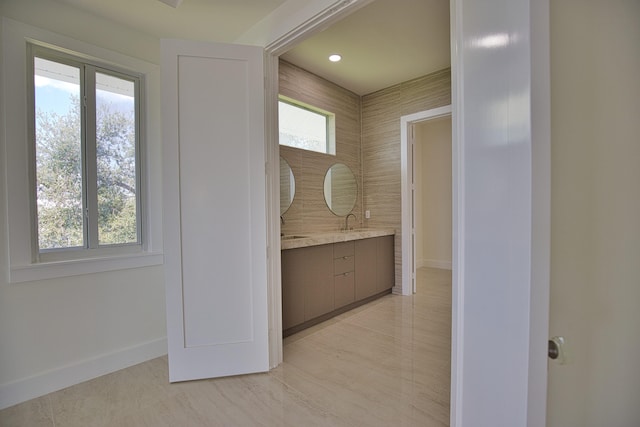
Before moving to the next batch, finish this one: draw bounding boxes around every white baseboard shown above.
[419,258,452,270]
[0,337,167,410]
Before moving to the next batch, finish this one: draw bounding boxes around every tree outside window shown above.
[33,50,141,254]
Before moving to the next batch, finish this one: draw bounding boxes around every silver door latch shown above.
[548,336,568,364]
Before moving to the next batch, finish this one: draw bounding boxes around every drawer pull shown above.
[342,256,351,260]
[343,272,351,276]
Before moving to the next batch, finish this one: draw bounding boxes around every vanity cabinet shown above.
[356,235,395,299]
[282,235,394,335]
[281,244,333,330]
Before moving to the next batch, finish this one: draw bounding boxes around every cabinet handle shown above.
[343,272,350,276]
[343,256,351,260]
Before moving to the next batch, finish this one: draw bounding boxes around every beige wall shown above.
[362,69,451,290]
[548,1,640,425]
[415,117,452,269]
[278,60,363,235]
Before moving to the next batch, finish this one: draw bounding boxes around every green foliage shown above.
[96,98,138,245]
[35,101,84,249]
[36,94,138,250]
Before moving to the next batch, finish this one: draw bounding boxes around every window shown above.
[30,45,142,258]
[278,96,335,155]
[4,21,161,282]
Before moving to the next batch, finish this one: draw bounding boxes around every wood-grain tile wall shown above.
[279,61,451,293]
[362,68,451,292]
[279,60,363,235]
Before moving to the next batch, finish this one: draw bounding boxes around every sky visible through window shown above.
[35,59,134,115]
[279,100,332,154]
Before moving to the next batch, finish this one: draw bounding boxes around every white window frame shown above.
[278,95,336,155]
[2,18,163,283]
[29,45,144,261]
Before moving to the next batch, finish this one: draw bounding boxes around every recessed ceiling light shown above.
[329,54,342,62]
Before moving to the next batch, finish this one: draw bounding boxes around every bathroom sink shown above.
[281,235,308,240]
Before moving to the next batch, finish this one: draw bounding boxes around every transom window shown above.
[278,96,335,155]
[30,45,142,257]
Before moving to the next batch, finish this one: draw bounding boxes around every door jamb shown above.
[262,0,377,370]
[262,1,552,426]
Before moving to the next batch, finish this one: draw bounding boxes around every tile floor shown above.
[0,267,451,427]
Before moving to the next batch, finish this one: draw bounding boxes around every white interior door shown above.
[161,39,269,382]
[450,0,550,425]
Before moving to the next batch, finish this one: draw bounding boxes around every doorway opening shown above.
[400,106,452,295]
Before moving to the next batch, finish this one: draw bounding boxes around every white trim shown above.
[0,337,167,411]
[400,105,452,296]
[237,0,376,50]
[264,53,283,369]
[9,252,163,283]
[528,0,551,424]
[449,1,464,425]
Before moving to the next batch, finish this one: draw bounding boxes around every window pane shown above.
[279,101,331,154]
[95,72,138,245]
[34,57,83,250]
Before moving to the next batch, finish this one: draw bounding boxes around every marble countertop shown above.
[281,228,396,250]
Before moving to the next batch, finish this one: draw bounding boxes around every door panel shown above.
[161,39,268,382]
[355,238,377,300]
[450,0,550,425]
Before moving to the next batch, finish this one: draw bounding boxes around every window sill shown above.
[9,251,164,283]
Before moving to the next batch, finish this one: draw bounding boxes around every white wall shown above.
[414,117,452,269]
[0,0,166,409]
[548,0,640,425]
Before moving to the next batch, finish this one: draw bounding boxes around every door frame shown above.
[400,105,452,296]
[260,0,550,425]
[261,0,377,371]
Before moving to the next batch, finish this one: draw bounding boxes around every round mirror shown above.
[280,157,295,214]
[323,163,357,216]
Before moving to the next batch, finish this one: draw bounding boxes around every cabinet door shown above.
[302,244,334,321]
[355,238,378,300]
[334,241,354,258]
[334,271,355,309]
[281,248,306,330]
[376,235,395,292]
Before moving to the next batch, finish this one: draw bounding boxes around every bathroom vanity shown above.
[281,229,395,336]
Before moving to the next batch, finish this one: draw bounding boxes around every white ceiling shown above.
[52,0,288,43]
[282,0,451,95]
[50,0,450,96]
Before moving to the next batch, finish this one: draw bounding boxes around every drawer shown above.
[334,241,354,258]
[334,255,354,275]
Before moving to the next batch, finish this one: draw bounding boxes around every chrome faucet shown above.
[344,213,356,231]
[280,216,285,237]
